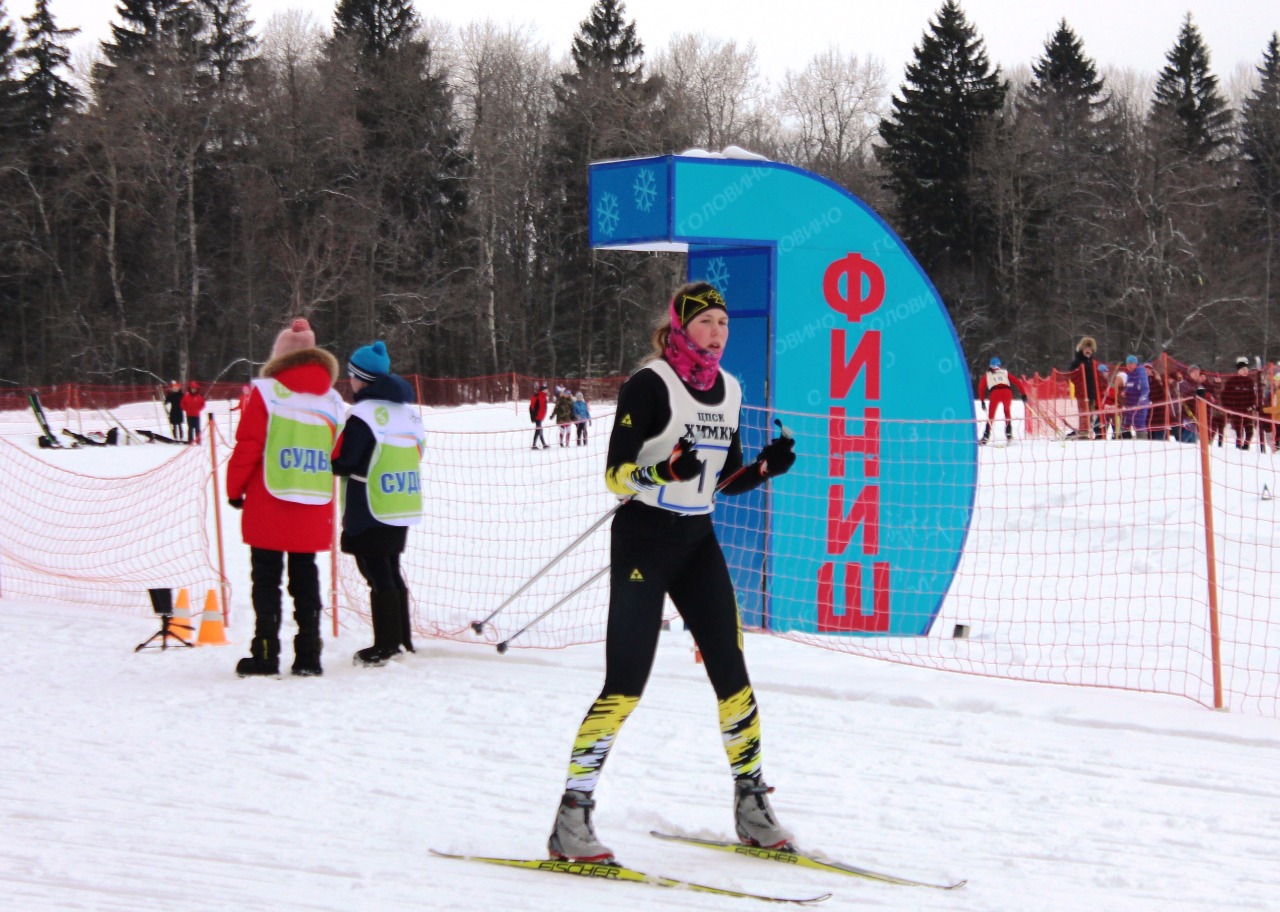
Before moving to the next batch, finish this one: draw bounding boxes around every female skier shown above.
[547,281,797,863]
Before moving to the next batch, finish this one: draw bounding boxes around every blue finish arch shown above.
[589,155,976,636]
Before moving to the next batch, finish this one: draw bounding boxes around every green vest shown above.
[255,378,345,506]
[345,399,425,525]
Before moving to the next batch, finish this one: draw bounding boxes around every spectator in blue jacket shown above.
[1119,355,1151,439]
[572,392,592,446]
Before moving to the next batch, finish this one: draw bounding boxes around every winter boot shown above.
[236,636,280,677]
[354,590,403,667]
[733,777,795,850]
[291,607,324,677]
[979,429,990,446]
[547,790,615,863]
[397,589,415,653]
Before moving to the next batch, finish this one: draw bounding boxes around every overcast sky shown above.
[6,0,1278,90]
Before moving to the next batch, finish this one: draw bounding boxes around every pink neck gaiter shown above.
[663,300,723,391]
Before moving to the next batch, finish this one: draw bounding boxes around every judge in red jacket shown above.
[978,357,1029,445]
[225,318,345,677]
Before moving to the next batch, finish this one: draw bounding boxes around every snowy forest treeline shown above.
[0,0,1278,385]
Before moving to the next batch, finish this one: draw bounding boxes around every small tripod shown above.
[135,588,195,652]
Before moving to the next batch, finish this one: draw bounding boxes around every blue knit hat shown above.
[1126,355,1138,366]
[989,357,1001,368]
[349,340,391,381]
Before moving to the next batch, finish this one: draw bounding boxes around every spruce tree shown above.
[321,0,469,354]
[1241,33,1280,355]
[16,0,81,137]
[0,1,21,143]
[1241,34,1280,215]
[542,0,668,375]
[100,0,203,70]
[876,0,1007,275]
[195,0,255,88]
[1013,20,1114,366]
[1027,19,1109,150]
[333,0,419,59]
[1151,13,1232,159]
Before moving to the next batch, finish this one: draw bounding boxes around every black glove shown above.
[655,435,704,483]
[1021,394,1028,403]
[979,400,987,413]
[228,497,244,510]
[757,436,796,477]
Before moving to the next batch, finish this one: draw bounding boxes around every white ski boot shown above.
[548,790,615,863]
[733,778,795,849]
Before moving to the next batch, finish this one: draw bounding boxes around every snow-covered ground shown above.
[2,399,1279,911]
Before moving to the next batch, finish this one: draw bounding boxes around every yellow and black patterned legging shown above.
[564,502,764,792]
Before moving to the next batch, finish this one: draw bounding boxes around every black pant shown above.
[355,552,406,594]
[601,502,749,701]
[532,421,547,447]
[186,415,201,443]
[249,548,322,642]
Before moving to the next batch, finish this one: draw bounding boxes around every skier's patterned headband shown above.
[674,288,727,327]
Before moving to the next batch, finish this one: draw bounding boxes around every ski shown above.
[650,831,966,891]
[429,849,832,905]
[28,392,68,448]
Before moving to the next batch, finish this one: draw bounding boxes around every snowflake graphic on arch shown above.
[704,257,731,294]
[632,168,657,213]
[596,192,620,237]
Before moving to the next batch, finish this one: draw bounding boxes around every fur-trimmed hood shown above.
[260,347,340,385]
[1076,336,1097,353]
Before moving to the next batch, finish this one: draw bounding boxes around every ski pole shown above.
[496,565,611,653]
[494,419,795,652]
[471,502,623,634]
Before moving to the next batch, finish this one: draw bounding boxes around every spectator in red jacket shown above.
[180,383,206,445]
[1220,357,1259,450]
[226,318,345,677]
[530,382,550,450]
[977,357,1028,445]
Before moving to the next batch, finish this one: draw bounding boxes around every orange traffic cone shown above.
[170,588,194,642]
[195,589,228,646]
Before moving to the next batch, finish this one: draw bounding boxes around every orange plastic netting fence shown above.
[3,388,1279,716]
[0,435,222,613]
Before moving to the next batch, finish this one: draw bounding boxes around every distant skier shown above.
[977,357,1028,445]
